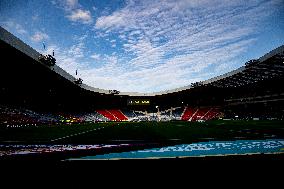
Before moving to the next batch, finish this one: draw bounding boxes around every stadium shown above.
[1,25,284,160]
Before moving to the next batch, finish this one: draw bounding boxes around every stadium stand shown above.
[0,26,283,123]
[180,107,221,121]
[190,108,209,121]
[202,108,221,121]
[121,110,136,120]
[0,105,59,127]
[96,110,120,121]
[108,110,128,121]
[181,107,196,121]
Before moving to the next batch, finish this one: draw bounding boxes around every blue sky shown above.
[1,0,284,93]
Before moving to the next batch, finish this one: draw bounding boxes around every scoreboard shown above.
[127,99,150,105]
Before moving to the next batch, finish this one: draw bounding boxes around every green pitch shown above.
[0,120,284,145]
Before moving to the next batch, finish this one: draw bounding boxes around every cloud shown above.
[1,21,27,34]
[65,0,78,9]
[90,53,101,60]
[15,25,27,34]
[46,0,283,93]
[95,11,128,29]
[31,31,49,42]
[53,0,78,10]
[67,9,92,24]
[89,0,281,92]
[52,0,93,24]
[68,42,85,58]
[32,14,40,21]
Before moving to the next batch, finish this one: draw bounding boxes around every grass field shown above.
[1,120,284,145]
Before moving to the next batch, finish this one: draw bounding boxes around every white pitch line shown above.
[50,127,104,142]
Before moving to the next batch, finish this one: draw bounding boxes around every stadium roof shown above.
[1,26,284,97]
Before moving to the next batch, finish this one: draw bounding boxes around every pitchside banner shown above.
[127,99,150,105]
